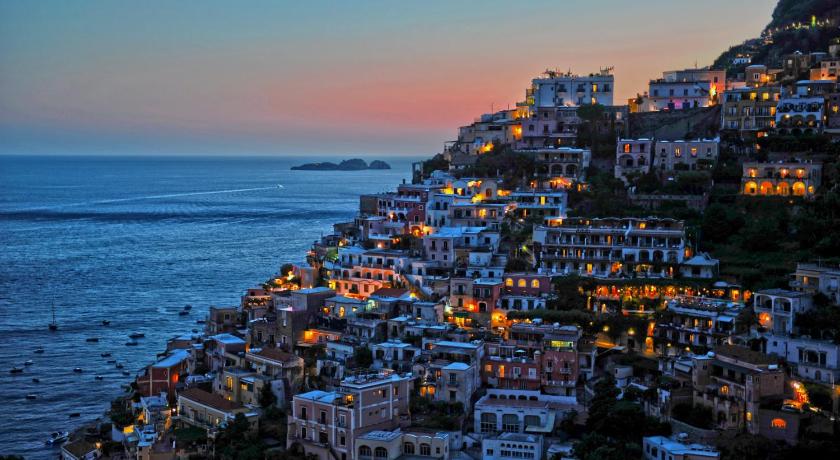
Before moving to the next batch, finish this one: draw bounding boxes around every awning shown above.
[525,411,556,433]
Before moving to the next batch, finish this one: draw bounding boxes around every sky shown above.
[0,0,778,156]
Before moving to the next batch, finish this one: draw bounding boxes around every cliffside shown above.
[628,106,721,140]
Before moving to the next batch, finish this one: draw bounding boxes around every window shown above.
[502,413,520,433]
[320,410,326,424]
[374,447,388,459]
[420,444,431,456]
[300,406,307,420]
[480,412,496,433]
[319,431,328,444]
[359,446,372,458]
[517,279,526,288]
[301,427,307,439]
[531,279,540,288]
[771,418,787,429]
[404,443,415,454]
[505,278,514,287]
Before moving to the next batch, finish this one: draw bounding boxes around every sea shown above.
[0,154,418,458]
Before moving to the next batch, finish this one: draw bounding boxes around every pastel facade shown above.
[741,161,822,197]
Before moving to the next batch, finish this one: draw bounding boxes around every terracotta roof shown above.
[716,344,777,366]
[179,388,243,412]
[251,347,299,364]
[370,288,408,298]
[62,441,97,460]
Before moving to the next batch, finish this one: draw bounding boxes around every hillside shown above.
[712,0,840,72]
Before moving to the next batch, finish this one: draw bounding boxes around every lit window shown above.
[505,278,514,287]
[517,279,527,288]
[771,418,787,429]
[531,279,540,289]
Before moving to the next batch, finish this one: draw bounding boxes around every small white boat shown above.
[73,367,83,373]
[24,360,34,366]
[34,347,45,354]
[26,394,37,400]
[95,375,104,381]
[45,431,69,445]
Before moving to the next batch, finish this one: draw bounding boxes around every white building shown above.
[531,69,614,108]
[643,436,720,460]
[764,334,840,384]
[754,289,813,335]
[482,433,544,460]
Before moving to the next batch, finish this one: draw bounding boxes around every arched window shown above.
[531,279,540,289]
[502,414,520,433]
[374,447,388,459]
[359,446,372,458]
[404,443,415,454]
[420,444,431,456]
[771,418,787,429]
[517,279,527,288]
[776,182,790,196]
[760,181,774,195]
[624,143,631,153]
[744,181,757,195]
[792,182,806,196]
[505,278,514,287]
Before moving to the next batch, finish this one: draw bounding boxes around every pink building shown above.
[287,370,414,460]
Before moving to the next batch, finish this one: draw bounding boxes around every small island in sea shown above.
[290,158,390,171]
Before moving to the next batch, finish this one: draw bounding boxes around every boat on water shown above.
[86,337,99,343]
[95,375,104,380]
[10,367,23,374]
[196,319,206,324]
[122,370,130,376]
[73,367,83,373]
[128,333,145,339]
[32,378,40,383]
[68,413,80,418]
[49,302,58,331]
[115,363,124,369]
[24,360,34,366]
[101,320,110,326]
[178,310,189,316]
[191,329,198,333]
[125,341,139,346]
[26,394,37,400]
[34,347,45,354]
[101,352,112,358]
[107,359,116,364]
[45,431,69,445]
[183,304,192,311]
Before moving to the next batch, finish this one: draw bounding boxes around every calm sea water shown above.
[0,155,416,458]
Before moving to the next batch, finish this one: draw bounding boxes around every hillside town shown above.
[53,11,840,460]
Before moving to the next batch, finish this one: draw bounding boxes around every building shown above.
[763,334,840,384]
[474,390,572,436]
[533,217,686,278]
[775,97,826,134]
[423,340,484,406]
[790,262,840,304]
[614,138,654,179]
[654,296,742,354]
[507,323,582,396]
[753,289,813,335]
[355,430,450,460]
[482,433,544,460]
[642,436,720,460]
[135,349,190,397]
[691,345,784,432]
[60,441,100,460]
[647,80,714,111]
[516,147,591,184]
[509,190,567,226]
[720,86,780,138]
[741,161,822,197]
[529,68,614,108]
[286,370,414,460]
[652,139,719,172]
[176,388,259,434]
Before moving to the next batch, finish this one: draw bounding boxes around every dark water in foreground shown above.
[0,155,415,458]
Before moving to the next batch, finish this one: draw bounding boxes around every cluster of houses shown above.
[70,36,840,460]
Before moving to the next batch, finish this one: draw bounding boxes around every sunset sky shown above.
[0,0,777,156]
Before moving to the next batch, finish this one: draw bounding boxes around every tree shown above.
[259,382,277,408]
[353,345,373,368]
